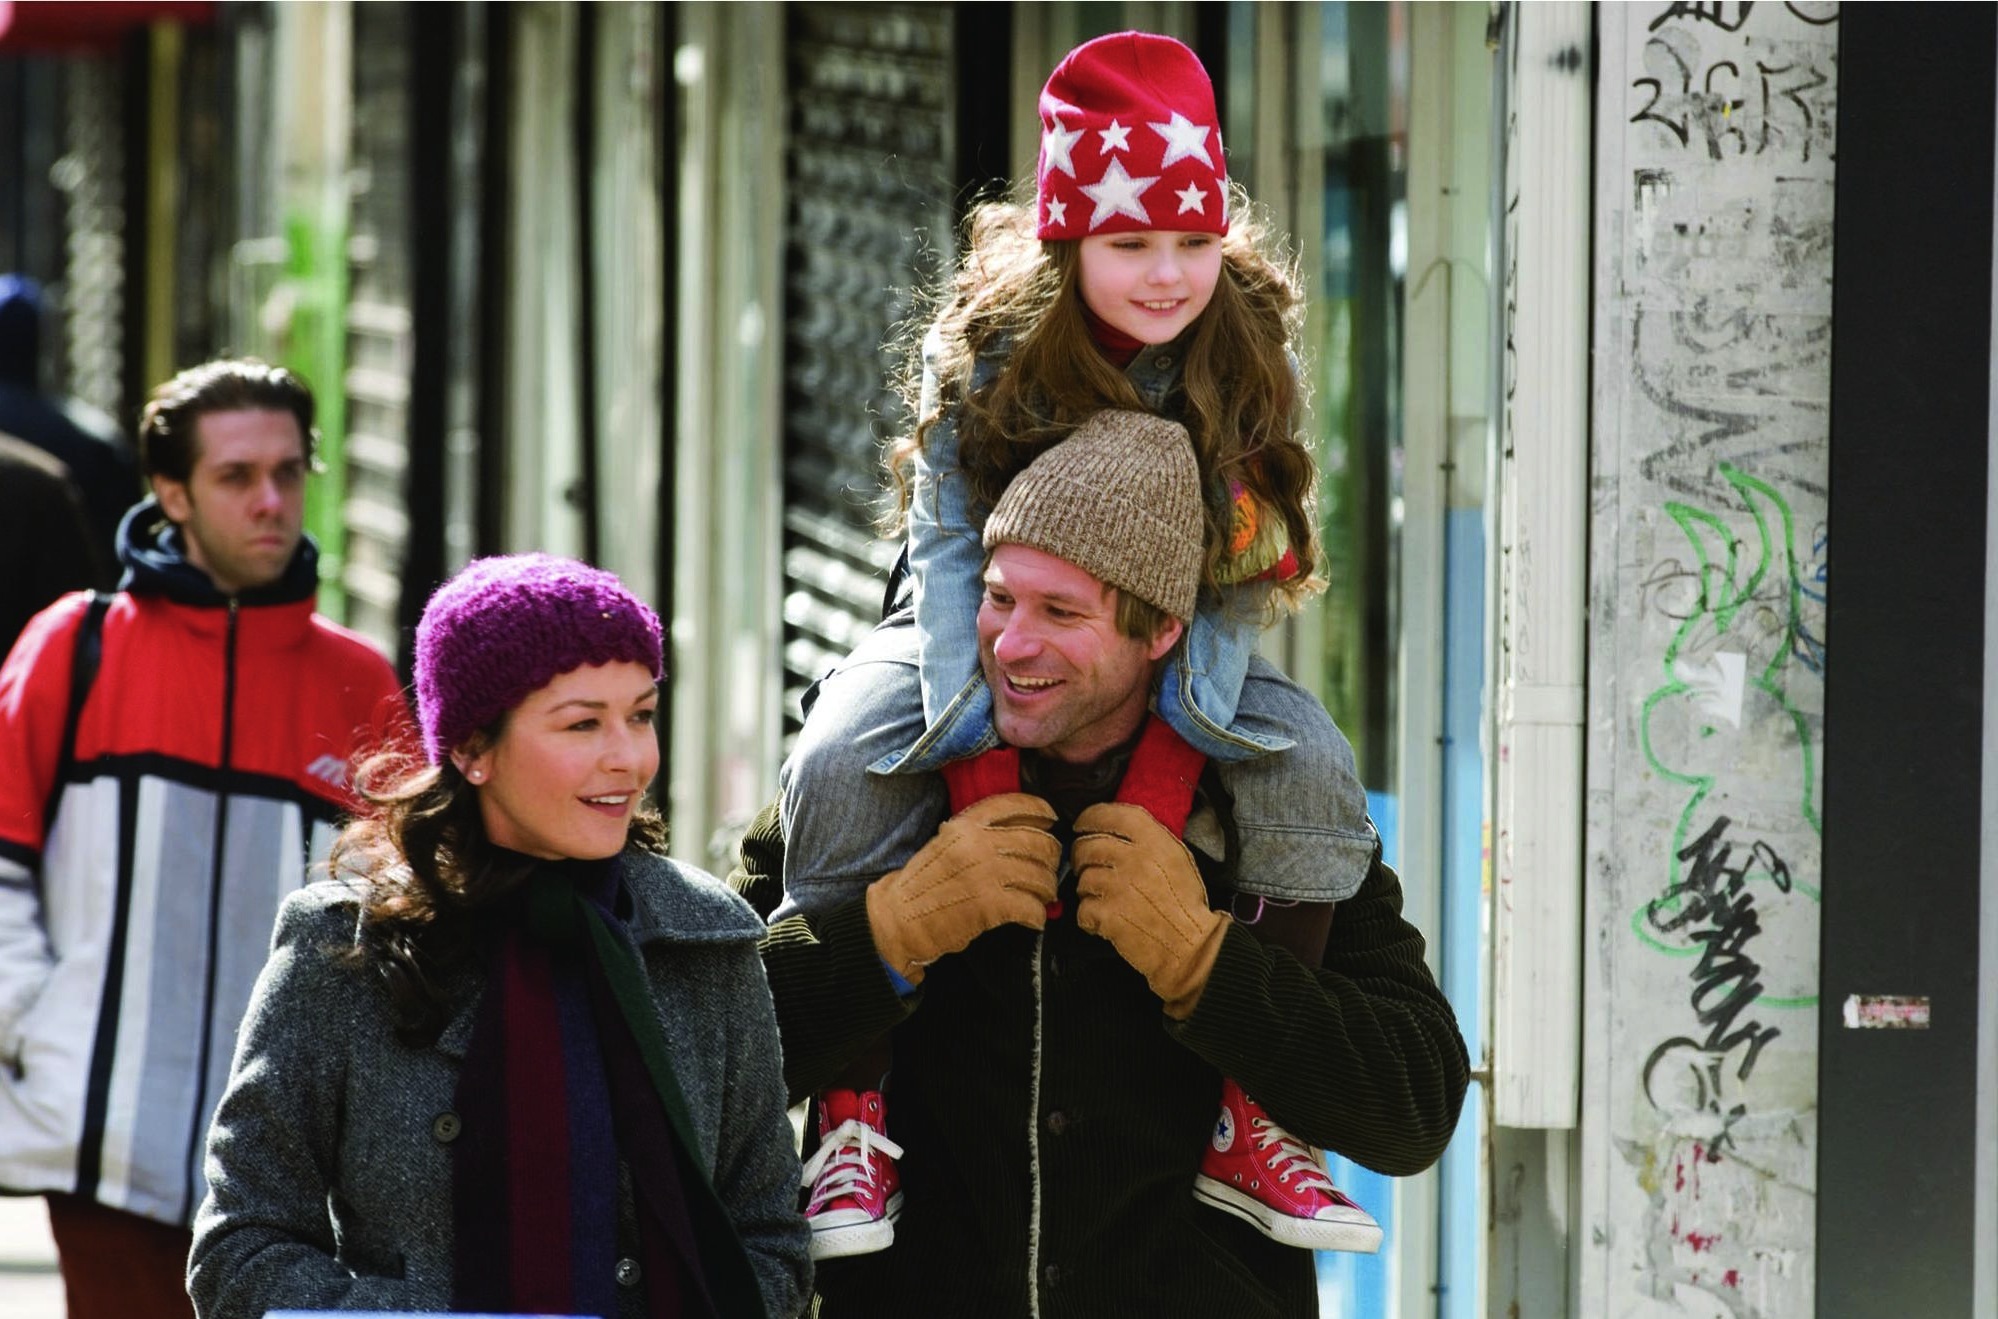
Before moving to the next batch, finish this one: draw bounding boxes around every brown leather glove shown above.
[865,793,1061,984]
[1072,801,1228,1019]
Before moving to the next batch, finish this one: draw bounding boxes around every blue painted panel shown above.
[1315,790,1401,1316]
[1436,507,1486,1318]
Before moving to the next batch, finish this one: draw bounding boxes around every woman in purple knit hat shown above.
[188,553,810,1319]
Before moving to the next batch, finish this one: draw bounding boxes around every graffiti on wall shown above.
[1626,464,1824,1316]
[1590,3,1836,1317]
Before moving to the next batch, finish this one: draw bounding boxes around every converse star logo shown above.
[1098,118,1131,153]
[1150,110,1215,169]
[1080,157,1159,230]
[1175,182,1208,216]
[1041,115,1083,178]
[1045,195,1068,228]
[1212,1105,1236,1152]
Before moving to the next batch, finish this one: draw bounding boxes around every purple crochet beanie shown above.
[414,553,663,763]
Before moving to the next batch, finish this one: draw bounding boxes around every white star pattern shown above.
[1045,196,1068,228]
[1098,119,1131,153]
[1041,115,1083,178]
[1175,183,1207,216]
[1080,158,1160,229]
[1149,111,1215,169]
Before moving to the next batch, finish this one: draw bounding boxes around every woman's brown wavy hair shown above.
[884,184,1323,614]
[329,719,669,1045]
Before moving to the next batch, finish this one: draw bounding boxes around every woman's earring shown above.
[467,768,485,783]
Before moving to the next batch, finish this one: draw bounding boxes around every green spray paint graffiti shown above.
[1631,463,1823,1011]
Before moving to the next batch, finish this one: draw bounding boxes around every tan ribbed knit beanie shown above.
[982,409,1203,621]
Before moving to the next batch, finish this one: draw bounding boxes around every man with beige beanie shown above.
[733,412,1466,1317]
[969,407,1204,762]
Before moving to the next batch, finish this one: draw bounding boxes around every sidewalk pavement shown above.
[0,1193,63,1318]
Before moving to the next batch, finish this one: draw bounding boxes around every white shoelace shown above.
[801,1117,907,1212]
[1250,1118,1337,1196]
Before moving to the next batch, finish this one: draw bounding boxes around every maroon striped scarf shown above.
[450,858,767,1318]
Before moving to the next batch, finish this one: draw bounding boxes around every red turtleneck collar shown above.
[1083,306,1147,369]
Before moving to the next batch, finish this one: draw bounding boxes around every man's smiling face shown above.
[976,544,1182,764]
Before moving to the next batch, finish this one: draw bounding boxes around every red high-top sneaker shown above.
[801,1089,905,1259]
[1194,1079,1383,1253]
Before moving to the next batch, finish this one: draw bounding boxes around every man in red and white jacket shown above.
[0,359,410,1319]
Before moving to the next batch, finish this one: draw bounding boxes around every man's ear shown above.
[1145,616,1186,662]
[153,475,191,525]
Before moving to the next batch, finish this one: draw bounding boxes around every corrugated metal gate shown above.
[778,2,956,741]
[57,59,125,424]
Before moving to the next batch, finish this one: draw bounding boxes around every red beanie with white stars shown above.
[1036,31,1229,241]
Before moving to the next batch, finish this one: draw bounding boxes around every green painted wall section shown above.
[283,206,349,618]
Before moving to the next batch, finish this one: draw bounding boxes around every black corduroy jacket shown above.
[730,776,1469,1319]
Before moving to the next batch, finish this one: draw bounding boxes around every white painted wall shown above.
[668,4,787,874]
[1492,0,1591,1134]
[1583,4,1837,1317]
[589,3,668,610]
[502,2,586,561]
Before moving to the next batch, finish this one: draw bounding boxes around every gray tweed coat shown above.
[187,851,811,1319]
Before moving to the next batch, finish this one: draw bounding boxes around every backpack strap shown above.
[881,542,913,619]
[1112,718,1207,837]
[941,745,1022,815]
[939,717,1208,834]
[44,591,112,839]
[939,720,1209,924]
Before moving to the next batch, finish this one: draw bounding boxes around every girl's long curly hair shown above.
[885,184,1322,613]
[329,722,669,1045]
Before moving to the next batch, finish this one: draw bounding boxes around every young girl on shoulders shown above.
[780,30,1382,1264]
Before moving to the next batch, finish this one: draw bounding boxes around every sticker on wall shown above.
[1841,994,1930,1029]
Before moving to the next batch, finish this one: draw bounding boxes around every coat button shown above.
[1042,1263,1062,1288]
[1045,1110,1069,1136]
[615,1257,642,1287]
[1154,355,1173,369]
[431,1112,461,1143]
